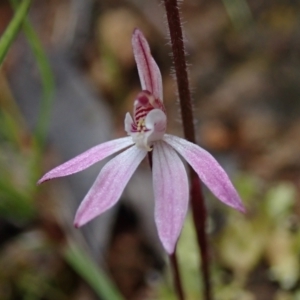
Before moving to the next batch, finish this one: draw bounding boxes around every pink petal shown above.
[153,141,189,254]
[38,137,134,184]
[163,134,245,213]
[74,146,147,227]
[132,28,163,101]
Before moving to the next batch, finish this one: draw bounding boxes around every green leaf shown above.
[0,0,32,65]
[222,0,253,31]
[10,0,55,150]
[264,182,296,219]
[9,0,55,185]
[0,177,35,222]
[63,241,123,300]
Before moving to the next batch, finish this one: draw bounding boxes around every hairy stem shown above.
[163,0,212,299]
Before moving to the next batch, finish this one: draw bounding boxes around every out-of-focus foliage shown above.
[159,176,300,299]
[64,241,123,300]
[0,230,75,300]
[222,0,253,30]
[0,0,31,65]
[11,0,55,149]
[0,74,36,223]
[0,2,124,299]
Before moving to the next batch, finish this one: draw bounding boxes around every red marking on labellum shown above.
[130,90,165,133]
[137,95,149,105]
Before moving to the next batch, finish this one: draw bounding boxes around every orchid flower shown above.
[38,29,245,254]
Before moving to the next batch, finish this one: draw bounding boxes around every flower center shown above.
[131,91,165,133]
[124,90,167,151]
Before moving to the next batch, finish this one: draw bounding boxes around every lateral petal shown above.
[153,141,189,254]
[163,134,245,213]
[38,137,134,184]
[74,146,147,227]
[132,28,163,101]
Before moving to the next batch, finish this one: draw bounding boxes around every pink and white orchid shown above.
[38,29,245,254]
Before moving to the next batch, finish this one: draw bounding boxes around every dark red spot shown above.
[137,94,149,106]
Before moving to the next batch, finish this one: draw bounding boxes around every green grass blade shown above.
[21,22,54,149]
[63,241,124,300]
[0,0,32,65]
[10,0,55,149]
[0,177,35,221]
[222,0,253,30]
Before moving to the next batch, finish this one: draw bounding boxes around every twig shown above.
[163,0,212,299]
[170,251,185,300]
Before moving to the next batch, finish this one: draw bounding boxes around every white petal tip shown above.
[73,215,88,228]
[226,200,246,214]
[133,28,142,37]
[37,176,49,185]
[162,241,175,255]
[73,217,87,228]
[74,221,80,229]
[222,197,246,214]
[237,204,247,214]
[159,235,177,254]
[227,197,246,213]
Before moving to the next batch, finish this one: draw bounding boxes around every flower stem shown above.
[147,152,185,300]
[170,250,185,300]
[163,0,212,299]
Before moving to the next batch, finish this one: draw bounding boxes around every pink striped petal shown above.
[38,137,134,184]
[74,146,147,227]
[153,141,189,254]
[132,29,163,101]
[163,134,245,213]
